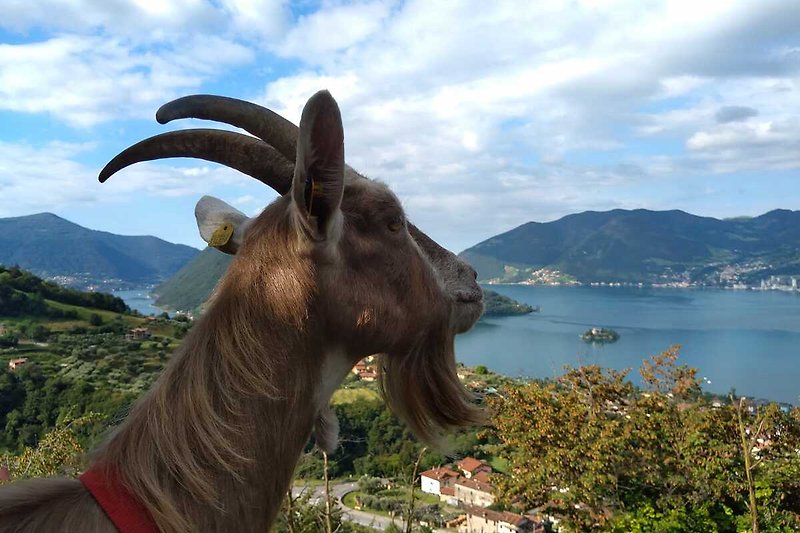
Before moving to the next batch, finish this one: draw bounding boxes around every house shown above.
[459,506,549,533]
[439,485,459,506]
[420,466,460,496]
[126,327,151,340]
[460,507,529,533]
[8,358,28,371]
[455,474,495,508]
[352,359,378,381]
[0,324,7,335]
[458,457,492,479]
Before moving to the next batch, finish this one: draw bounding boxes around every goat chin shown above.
[377,323,485,447]
[452,300,484,333]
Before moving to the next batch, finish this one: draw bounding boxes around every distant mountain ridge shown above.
[0,213,199,289]
[460,208,800,286]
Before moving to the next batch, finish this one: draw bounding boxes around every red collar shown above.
[80,466,159,533]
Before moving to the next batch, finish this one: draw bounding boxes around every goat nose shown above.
[460,262,478,281]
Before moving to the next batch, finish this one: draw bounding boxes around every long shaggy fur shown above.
[379,321,485,446]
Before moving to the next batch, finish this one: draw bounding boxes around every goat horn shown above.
[98,129,293,194]
[156,95,298,164]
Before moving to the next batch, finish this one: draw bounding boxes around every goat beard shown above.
[377,322,485,446]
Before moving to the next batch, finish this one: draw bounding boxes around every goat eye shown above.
[388,218,404,232]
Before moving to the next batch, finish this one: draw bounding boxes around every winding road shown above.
[292,481,452,532]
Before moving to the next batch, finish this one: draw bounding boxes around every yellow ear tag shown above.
[208,223,234,247]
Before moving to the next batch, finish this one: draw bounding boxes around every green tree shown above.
[488,347,775,530]
[30,324,50,342]
[0,333,18,348]
[0,413,103,481]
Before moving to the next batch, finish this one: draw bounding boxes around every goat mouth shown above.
[455,293,483,305]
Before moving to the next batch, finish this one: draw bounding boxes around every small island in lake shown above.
[581,327,620,343]
[482,290,539,317]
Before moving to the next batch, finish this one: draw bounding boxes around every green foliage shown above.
[30,324,50,341]
[0,333,18,348]
[359,476,387,495]
[474,365,488,375]
[89,313,103,326]
[606,504,733,533]
[488,346,800,531]
[0,412,105,481]
[0,265,129,314]
[481,290,535,317]
[0,360,138,452]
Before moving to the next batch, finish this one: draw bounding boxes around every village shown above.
[419,457,552,533]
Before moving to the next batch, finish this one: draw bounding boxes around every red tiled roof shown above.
[420,467,459,481]
[458,457,488,473]
[440,486,455,496]
[464,505,527,527]
[473,471,492,483]
[456,476,494,493]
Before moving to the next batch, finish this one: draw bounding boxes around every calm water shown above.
[114,290,166,317]
[455,285,800,404]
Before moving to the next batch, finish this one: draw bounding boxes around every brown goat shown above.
[0,91,484,532]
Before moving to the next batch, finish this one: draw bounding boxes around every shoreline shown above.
[481,282,800,293]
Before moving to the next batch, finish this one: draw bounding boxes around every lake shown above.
[114,289,166,317]
[114,284,800,404]
[455,285,800,404]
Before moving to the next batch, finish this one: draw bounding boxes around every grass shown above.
[487,455,509,474]
[342,491,360,508]
[341,487,441,517]
[332,387,380,405]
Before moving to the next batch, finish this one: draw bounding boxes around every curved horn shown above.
[98,129,293,194]
[156,95,299,163]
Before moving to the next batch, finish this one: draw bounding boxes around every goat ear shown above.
[291,90,344,240]
[194,195,252,255]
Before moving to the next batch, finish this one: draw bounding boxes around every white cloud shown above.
[0,140,261,217]
[0,0,222,38]
[0,35,253,126]
[2,0,799,250]
[218,0,289,41]
[276,1,394,63]
[687,120,800,172]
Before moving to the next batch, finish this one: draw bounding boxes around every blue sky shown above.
[0,0,798,253]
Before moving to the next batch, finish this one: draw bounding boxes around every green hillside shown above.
[0,213,199,289]
[461,208,800,285]
[153,247,233,311]
[0,266,193,453]
[482,290,536,317]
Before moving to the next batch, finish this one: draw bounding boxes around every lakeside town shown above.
[484,266,800,292]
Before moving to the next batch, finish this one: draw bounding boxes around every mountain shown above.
[460,208,800,285]
[153,247,233,311]
[0,213,199,289]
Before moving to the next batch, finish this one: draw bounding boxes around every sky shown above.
[0,0,798,253]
